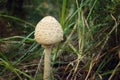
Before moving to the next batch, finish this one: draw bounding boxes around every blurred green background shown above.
[0,0,120,80]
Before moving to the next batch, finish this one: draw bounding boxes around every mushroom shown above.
[34,16,63,80]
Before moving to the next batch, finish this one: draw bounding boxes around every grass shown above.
[0,0,120,80]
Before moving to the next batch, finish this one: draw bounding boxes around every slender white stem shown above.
[43,45,52,80]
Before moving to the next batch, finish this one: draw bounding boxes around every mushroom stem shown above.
[42,45,52,80]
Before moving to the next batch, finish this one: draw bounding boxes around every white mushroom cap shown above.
[34,16,63,45]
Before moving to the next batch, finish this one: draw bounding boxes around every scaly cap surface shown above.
[34,16,63,45]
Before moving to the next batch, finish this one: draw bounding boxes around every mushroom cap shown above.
[34,16,63,45]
